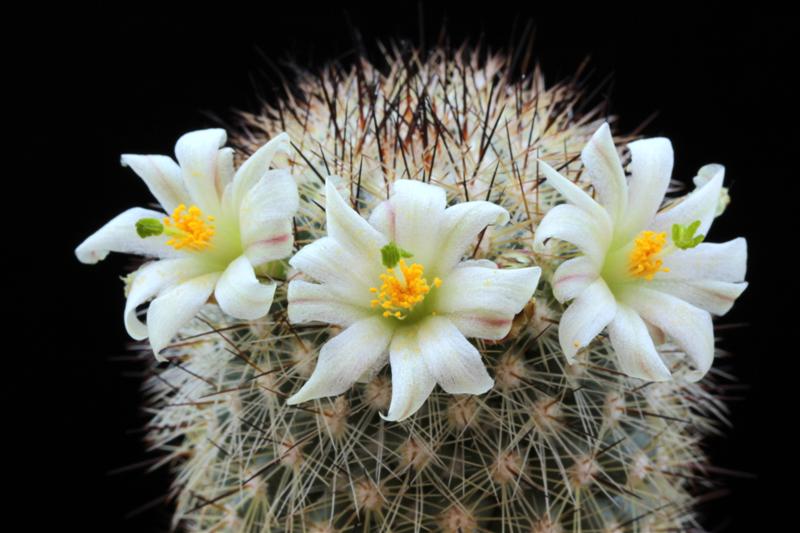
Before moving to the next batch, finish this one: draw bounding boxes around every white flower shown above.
[286,179,540,421]
[534,123,747,382]
[76,129,298,359]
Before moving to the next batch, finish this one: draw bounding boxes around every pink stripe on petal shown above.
[258,234,290,245]
[554,273,592,286]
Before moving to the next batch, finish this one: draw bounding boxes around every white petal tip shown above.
[152,347,167,363]
[285,390,309,406]
[74,245,102,265]
[285,384,321,406]
[379,411,403,422]
[478,378,495,395]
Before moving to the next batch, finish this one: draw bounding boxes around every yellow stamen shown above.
[628,230,670,280]
[163,204,215,251]
[369,259,440,320]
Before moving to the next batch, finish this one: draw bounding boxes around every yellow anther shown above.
[369,259,441,320]
[629,230,670,280]
[163,204,215,251]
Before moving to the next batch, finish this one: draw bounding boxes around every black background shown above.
[16,3,788,531]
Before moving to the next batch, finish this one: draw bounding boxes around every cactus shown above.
[139,47,731,532]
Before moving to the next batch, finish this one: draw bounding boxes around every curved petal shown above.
[325,178,387,262]
[418,316,493,395]
[389,180,447,267]
[383,325,437,421]
[239,169,298,260]
[538,160,609,223]
[214,255,277,320]
[558,278,617,362]
[649,280,747,316]
[433,200,510,274]
[289,236,382,301]
[287,280,373,327]
[174,128,227,213]
[581,123,627,222]
[534,204,612,267]
[368,200,396,240]
[216,147,235,196]
[551,256,600,303]
[147,272,221,360]
[651,165,724,237]
[661,238,747,282]
[621,286,715,382]
[124,258,210,339]
[286,316,393,404]
[121,154,189,213]
[607,304,672,381]
[75,207,180,264]
[227,132,290,210]
[436,265,540,340]
[618,137,673,241]
[244,219,294,266]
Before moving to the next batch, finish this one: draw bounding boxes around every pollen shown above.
[369,260,441,320]
[163,204,215,251]
[628,230,670,280]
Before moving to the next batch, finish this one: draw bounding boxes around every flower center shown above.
[628,230,670,280]
[163,204,215,251]
[370,259,442,320]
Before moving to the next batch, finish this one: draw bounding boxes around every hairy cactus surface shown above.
[141,47,729,532]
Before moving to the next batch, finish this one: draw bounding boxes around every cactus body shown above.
[143,48,726,532]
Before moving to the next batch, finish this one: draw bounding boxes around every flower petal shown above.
[436,265,540,340]
[651,165,724,237]
[534,204,611,267]
[558,278,617,363]
[607,304,672,381]
[433,200,510,274]
[289,236,381,301]
[239,169,298,260]
[75,207,180,264]
[621,286,715,382]
[227,132,290,210]
[581,123,628,222]
[382,326,437,421]
[174,128,227,213]
[649,280,748,316]
[661,238,747,282]
[147,272,221,360]
[120,154,189,213]
[326,178,387,262]
[124,258,210,339]
[618,137,673,241]
[551,256,600,303]
[286,316,393,404]
[244,219,294,267]
[418,316,493,395]
[389,180,447,267]
[288,280,373,327]
[538,160,610,223]
[214,255,277,320]
[368,200,396,240]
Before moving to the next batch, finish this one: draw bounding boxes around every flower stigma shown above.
[628,230,670,280]
[671,220,705,250]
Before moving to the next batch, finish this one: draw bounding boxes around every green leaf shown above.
[136,218,164,238]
